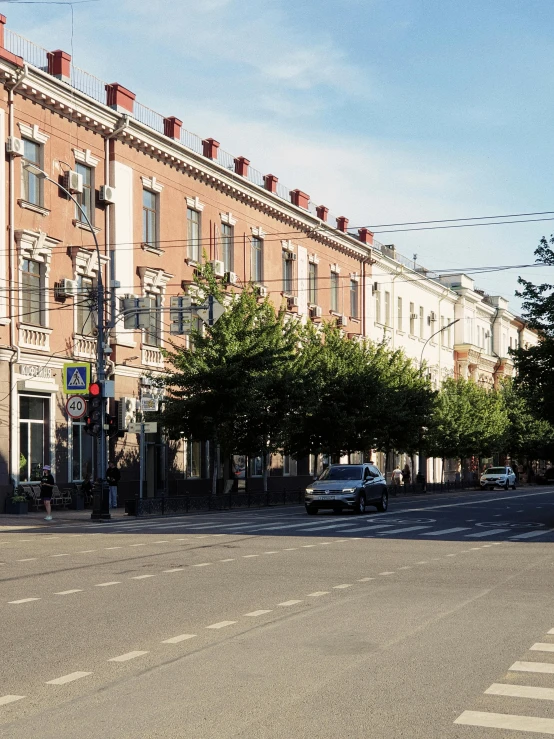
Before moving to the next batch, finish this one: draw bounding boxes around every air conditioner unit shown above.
[428,311,437,325]
[6,136,24,156]
[63,170,84,194]
[256,285,268,298]
[211,260,225,278]
[338,315,348,327]
[287,296,299,309]
[225,271,238,286]
[54,278,79,299]
[117,396,137,431]
[285,252,297,261]
[310,305,323,319]
[99,184,116,204]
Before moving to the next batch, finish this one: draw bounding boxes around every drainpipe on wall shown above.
[7,64,27,490]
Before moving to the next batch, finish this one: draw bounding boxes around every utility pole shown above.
[23,164,110,519]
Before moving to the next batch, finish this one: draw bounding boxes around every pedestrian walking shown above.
[391,466,402,488]
[106,461,120,509]
[40,465,55,521]
[402,463,411,488]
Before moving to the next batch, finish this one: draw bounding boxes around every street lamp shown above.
[417,317,460,486]
[420,318,460,368]
[23,163,110,520]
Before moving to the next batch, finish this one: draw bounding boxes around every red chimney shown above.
[164,116,182,140]
[336,216,349,233]
[358,228,374,245]
[105,83,136,114]
[202,138,220,160]
[316,205,328,222]
[47,50,71,83]
[264,174,278,193]
[290,190,310,209]
[234,156,250,177]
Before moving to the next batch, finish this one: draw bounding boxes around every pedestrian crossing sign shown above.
[63,363,90,394]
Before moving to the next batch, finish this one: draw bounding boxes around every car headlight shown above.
[342,488,356,493]
[306,488,314,494]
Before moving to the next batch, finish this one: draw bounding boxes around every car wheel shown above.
[354,494,366,515]
[376,491,388,512]
[305,505,318,515]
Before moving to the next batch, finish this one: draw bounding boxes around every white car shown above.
[480,466,516,490]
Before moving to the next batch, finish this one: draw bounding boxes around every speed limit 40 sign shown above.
[65,395,87,420]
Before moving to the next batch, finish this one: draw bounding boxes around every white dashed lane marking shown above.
[244,610,272,617]
[0,695,25,706]
[424,527,470,536]
[9,598,40,604]
[46,672,91,685]
[485,683,554,701]
[377,526,433,535]
[206,621,237,629]
[510,661,554,674]
[307,592,329,597]
[455,710,554,734]
[379,572,395,576]
[530,643,554,653]
[163,568,184,573]
[278,600,302,607]
[193,563,212,567]
[54,589,82,596]
[132,575,155,579]
[333,584,352,589]
[17,558,37,562]
[95,582,121,587]
[162,634,196,644]
[510,529,552,540]
[465,528,511,538]
[109,651,149,662]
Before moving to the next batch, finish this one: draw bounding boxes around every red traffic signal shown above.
[89,382,101,397]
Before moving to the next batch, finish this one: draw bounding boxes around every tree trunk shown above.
[262,450,269,493]
[211,442,219,495]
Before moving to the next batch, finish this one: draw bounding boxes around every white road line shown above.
[454,710,554,734]
[154,541,170,544]
[0,695,25,706]
[243,555,258,558]
[300,545,316,548]
[219,558,235,562]
[485,683,554,701]
[130,543,146,547]
[50,554,70,557]
[530,643,554,652]
[193,562,212,567]
[264,551,278,554]
[294,522,363,532]
[95,581,121,587]
[17,558,37,562]
[333,584,352,588]
[278,600,303,606]
[510,661,554,674]
[132,575,155,579]
[398,565,412,569]
[377,526,433,535]
[283,548,297,551]
[54,589,83,595]
[109,651,149,662]
[510,529,552,540]
[424,527,471,536]
[46,672,91,685]
[446,553,457,557]
[342,524,394,534]
[244,610,272,616]
[416,561,428,564]
[163,568,184,573]
[358,577,374,582]
[105,547,122,550]
[206,621,237,629]
[78,550,96,554]
[162,634,196,644]
[9,598,40,604]
[307,591,329,597]
[548,628,554,635]
[379,571,395,576]
[465,528,511,538]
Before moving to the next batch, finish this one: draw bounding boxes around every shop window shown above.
[19,395,49,481]
[249,456,264,477]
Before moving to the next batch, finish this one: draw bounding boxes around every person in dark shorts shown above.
[40,465,55,521]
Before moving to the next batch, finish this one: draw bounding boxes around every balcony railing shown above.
[5,29,47,69]
[19,324,51,351]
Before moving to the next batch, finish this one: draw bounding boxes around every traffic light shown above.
[84,381,104,437]
[105,413,117,437]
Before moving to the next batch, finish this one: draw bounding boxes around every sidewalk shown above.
[0,508,130,528]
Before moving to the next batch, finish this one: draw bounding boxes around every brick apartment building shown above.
[0,17,538,507]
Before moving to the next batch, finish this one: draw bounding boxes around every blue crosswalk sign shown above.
[63,363,90,394]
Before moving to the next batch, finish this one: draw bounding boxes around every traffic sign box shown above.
[63,363,90,394]
[65,395,87,419]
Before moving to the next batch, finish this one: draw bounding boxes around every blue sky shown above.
[5,0,554,310]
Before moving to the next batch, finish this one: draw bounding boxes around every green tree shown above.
[425,378,509,463]
[500,381,554,462]
[512,235,554,425]
[159,271,301,491]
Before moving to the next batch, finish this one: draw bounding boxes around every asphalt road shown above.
[2,487,554,738]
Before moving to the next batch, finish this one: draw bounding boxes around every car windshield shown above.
[319,466,363,481]
[484,467,506,474]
